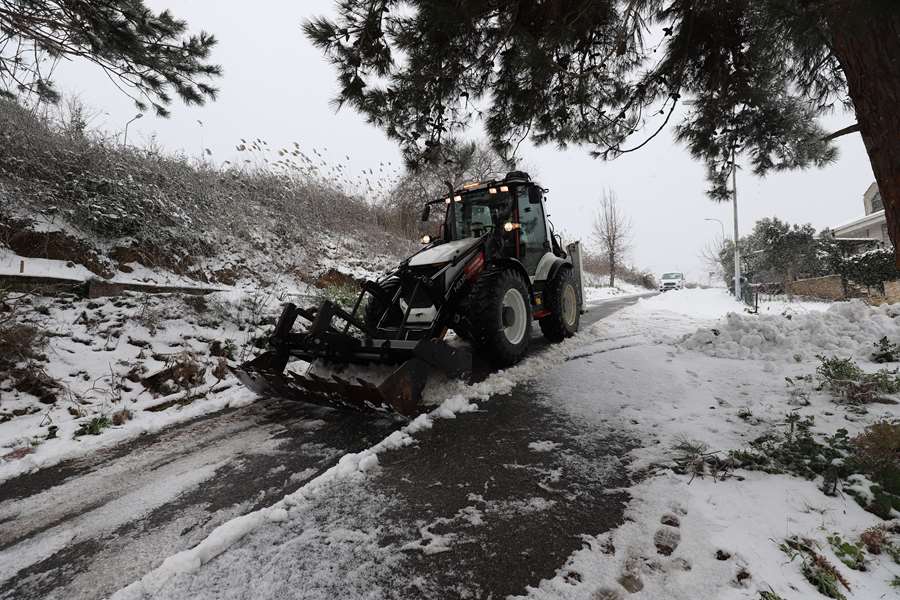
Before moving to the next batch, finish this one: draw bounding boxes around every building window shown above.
[872,191,884,212]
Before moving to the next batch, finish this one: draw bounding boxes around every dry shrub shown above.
[0,97,414,279]
[111,408,133,426]
[0,294,59,403]
[212,357,228,381]
[142,352,206,396]
[859,526,888,554]
[853,421,900,485]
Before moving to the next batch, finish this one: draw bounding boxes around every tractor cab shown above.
[421,171,556,274]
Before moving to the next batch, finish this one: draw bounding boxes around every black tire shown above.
[467,267,532,367]
[540,267,580,343]
[364,278,403,334]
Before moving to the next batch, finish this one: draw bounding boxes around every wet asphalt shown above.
[0,293,654,600]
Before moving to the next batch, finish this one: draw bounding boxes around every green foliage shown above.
[841,249,900,292]
[827,534,867,571]
[0,1,220,115]
[731,414,899,518]
[74,416,111,437]
[321,282,363,310]
[758,592,785,600]
[815,355,900,404]
[750,218,821,283]
[729,415,852,495]
[817,241,899,292]
[816,356,863,383]
[717,217,825,287]
[872,337,900,363]
[302,0,868,195]
[780,537,850,600]
[852,420,900,492]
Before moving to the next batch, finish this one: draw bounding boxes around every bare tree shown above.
[387,140,512,237]
[592,191,632,287]
[699,238,725,286]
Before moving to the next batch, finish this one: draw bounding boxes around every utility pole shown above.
[731,145,741,299]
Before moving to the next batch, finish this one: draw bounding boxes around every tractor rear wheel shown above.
[364,278,403,334]
[539,267,580,342]
[467,268,532,367]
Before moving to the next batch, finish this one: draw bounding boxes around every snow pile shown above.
[683,299,900,361]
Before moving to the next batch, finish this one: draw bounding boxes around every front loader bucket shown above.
[234,339,471,416]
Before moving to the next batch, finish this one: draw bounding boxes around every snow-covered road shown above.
[0,400,403,600]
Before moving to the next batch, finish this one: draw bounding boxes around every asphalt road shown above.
[0,293,654,600]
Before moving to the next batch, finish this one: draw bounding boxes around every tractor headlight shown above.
[420,234,431,244]
[503,222,520,232]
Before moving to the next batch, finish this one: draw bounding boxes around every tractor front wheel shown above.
[539,267,580,343]
[467,268,532,367]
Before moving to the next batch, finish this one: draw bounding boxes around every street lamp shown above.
[123,113,143,147]
[704,217,725,240]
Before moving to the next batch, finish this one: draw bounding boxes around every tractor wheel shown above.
[467,268,532,367]
[539,267,580,343]
[364,278,403,334]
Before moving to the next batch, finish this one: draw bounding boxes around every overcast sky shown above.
[51,0,875,283]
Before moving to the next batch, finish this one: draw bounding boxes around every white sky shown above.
[50,0,874,282]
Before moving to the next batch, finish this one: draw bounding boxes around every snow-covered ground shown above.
[520,289,900,600]
[584,281,653,302]
[103,288,898,600]
[5,281,899,599]
[0,227,404,483]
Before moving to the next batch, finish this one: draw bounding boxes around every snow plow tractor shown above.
[235,171,583,416]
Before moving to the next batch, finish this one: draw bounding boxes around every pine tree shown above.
[304,0,900,263]
[0,1,220,116]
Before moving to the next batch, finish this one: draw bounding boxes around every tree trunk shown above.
[823,3,900,266]
[609,255,615,287]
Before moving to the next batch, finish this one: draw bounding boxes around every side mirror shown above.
[420,204,431,221]
[528,186,542,204]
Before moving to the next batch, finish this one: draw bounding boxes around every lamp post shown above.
[730,146,741,299]
[123,113,143,147]
[704,217,725,240]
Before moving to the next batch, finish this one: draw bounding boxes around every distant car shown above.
[659,272,685,292]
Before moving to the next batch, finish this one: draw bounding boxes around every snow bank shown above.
[683,299,900,361]
[584,282,651,303]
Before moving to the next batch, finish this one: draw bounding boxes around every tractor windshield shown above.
[447,189,513,240]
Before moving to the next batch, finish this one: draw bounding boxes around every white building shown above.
[831,182,890,246]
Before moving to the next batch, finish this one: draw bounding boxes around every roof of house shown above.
[831,209,885,235]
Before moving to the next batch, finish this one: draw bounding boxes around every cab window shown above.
[516,187,548,273]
